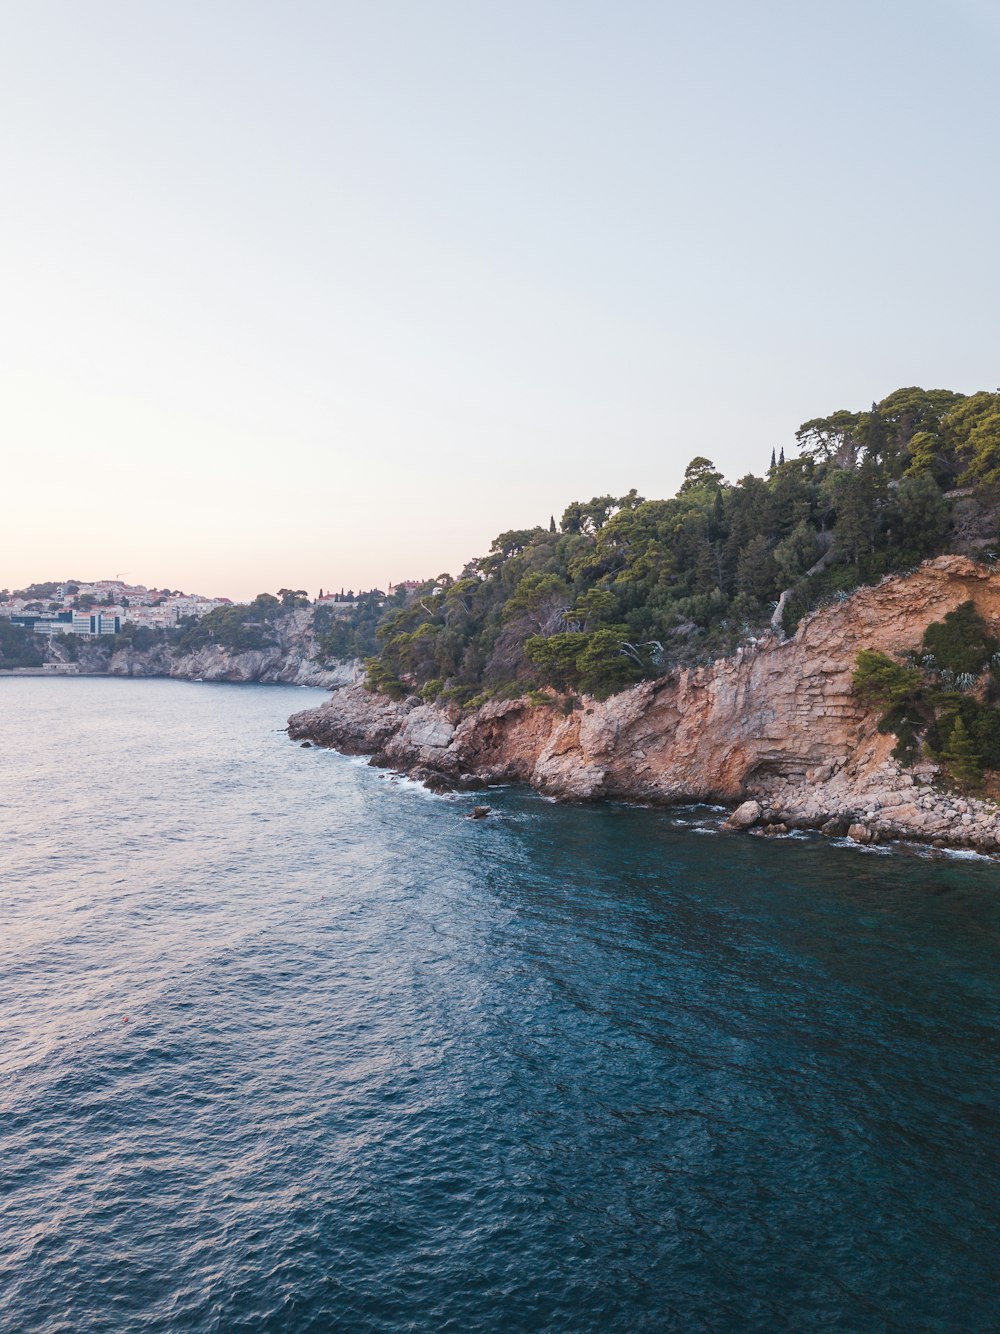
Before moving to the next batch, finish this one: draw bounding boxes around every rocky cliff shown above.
[43,608,360,688]
[287,556,1000,853]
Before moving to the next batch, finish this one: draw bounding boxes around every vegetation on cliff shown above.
[9,591,329,668]
[313,590,400,662]
[314,385,1000,704]
[174,593,289,653]
[853,601,1000,789]
[0,620,44,669]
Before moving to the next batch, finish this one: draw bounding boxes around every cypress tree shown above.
[942,715,984,790]
[770,448,776,470]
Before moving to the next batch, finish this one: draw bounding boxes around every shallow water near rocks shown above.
[1,677,998,1332]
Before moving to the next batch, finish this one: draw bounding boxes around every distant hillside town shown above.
[0,578,427,640]
[0,578,236,639]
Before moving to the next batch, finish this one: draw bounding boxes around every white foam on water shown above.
[829,838,894,855]
[939,846,995,862]
[376,771,462,802]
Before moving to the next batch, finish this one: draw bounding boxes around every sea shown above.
[1,677,998,1333]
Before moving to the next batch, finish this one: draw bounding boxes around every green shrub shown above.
[364,657,406,699]
[852,650,923,707]
[527,689,555,707]
[921,601,997,675]
[876,703,923,764]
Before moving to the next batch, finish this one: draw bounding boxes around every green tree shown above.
[830,468,878,563]
[365,657,406,699]
[941,715,984,791]
[735,534,777,603]
[921,601,997,675]
[903,430,955,485]
[852,650,922,707]
[576,628,643,699]
[948,392,1000,488]
[568,587,616,629]
[502,572,571,631]
[795,409,863,467]
[894,472,949,556]
[768,460,813,537]
[487,528,543,561]
[560,492,643,536]
[878,386,965,455]
[679,457,724,494]
[774,520,819,583]
[524,631,588,690]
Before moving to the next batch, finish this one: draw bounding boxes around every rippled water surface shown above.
[1,678,999,1332]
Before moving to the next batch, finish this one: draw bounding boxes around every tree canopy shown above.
[312,382,1000,706]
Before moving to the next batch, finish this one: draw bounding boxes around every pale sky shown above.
[2,0,998,600]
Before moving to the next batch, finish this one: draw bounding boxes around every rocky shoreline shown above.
[35,607,361,688]
[288,556,1000,857]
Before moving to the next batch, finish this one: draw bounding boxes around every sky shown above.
[2,0,998,600]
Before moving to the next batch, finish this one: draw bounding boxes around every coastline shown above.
[9,640,361,688]
[0,668,332,685]
[288,556,1000,857]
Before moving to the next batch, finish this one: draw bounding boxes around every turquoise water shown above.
[1,678,998,1332]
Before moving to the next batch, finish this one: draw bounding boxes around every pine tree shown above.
[942,715,983,790]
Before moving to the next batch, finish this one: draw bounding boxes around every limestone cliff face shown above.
[288,556,1000,852]
[108,642,358,687]
[43,608,360,688]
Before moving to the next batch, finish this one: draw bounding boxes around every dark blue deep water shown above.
[1,679,998,1332]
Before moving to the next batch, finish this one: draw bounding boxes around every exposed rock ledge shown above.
[288,556,1000,855]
